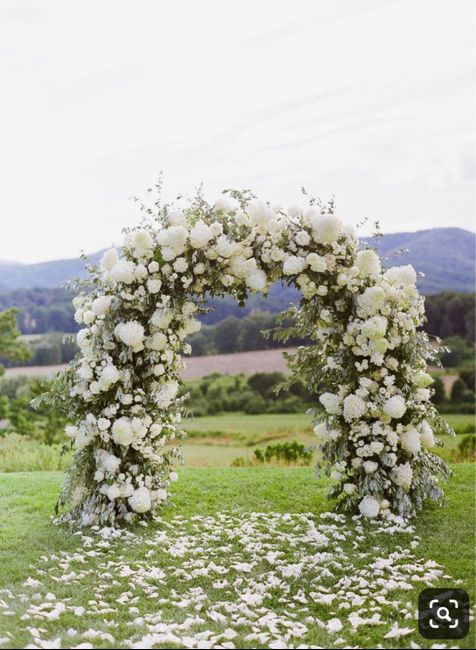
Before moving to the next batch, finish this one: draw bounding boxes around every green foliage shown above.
[431,376,446,404]
[0,433,71,472]
[0,288,78,334]
[425,292,475,342]
[184,372,315,416]
[454,435,476,462]
[253,441,313,466]
[0,308,31,375]
[440,335,474,367]
[0,376,68,444]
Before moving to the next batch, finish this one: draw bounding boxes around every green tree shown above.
[431,376,446,404]
[0,308,31,375]
[451,378,468,403]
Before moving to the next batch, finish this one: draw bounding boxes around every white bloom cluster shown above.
[52,188,450,527]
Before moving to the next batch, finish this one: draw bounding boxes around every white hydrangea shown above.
[385,264,417,287]
[156,380,179,409]
[361,316,388,339]
[310,214,343,245]
[91,295,112,317]
[343,483,356,494]
[215,235,235,258]
[248,201,274,227]
[306,252,327,272]
[283,255,306,276]
[157,225,188,256]
[414,371,433,388]
[245,269,267,292]
[357,286,386,315]
[147,278,162,294]
[114,321,145,352]
[111,417,134,446]
[392,462,413,489]
[151,308,173,329]
[356,249,381,277]
[109,260,136,284]
[295,230,311,246]
[100,248,119,272]
[420,420,436,448]
[173,257,188,273]
[383,395,406,419]
[363,460,378,474]
[319,392,341,415]
[98,364,121,390]
[147,332,168,351]
[96,449,121,474]
[358,495,380,518]
[400,428,421,455]
[343,394,366,421]
[190,220,212,249]
[129,486,152,513]
[132,230,154,258]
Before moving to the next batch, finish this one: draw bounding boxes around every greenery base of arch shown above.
[43,188,452,527]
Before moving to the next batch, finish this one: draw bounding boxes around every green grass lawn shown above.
[0,466,474,648]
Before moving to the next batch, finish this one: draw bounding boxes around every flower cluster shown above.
[51,190,451,526]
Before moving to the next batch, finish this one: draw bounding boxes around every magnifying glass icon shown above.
[436,606,452,622]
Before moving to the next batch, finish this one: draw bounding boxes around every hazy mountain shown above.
[0,228,474,294]
[0,251,103,291]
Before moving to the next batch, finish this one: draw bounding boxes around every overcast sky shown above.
[1,0,474,264]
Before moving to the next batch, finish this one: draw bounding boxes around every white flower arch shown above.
[52,190,451,527]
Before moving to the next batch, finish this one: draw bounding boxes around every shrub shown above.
[254,441,313,466]
[0,433,71,472]
[431,376,446,404]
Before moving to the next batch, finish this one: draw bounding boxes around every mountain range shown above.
[0,227,474,295]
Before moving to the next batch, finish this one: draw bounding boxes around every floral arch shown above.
[50,189,451,527]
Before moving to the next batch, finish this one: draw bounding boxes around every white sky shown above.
[0,0,475,263]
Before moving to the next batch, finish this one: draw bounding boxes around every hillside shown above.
[0,228,473,299]
[365,227,475,294]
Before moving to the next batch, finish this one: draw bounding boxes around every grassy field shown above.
[0,466,474,648]
[181,412,475,466]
